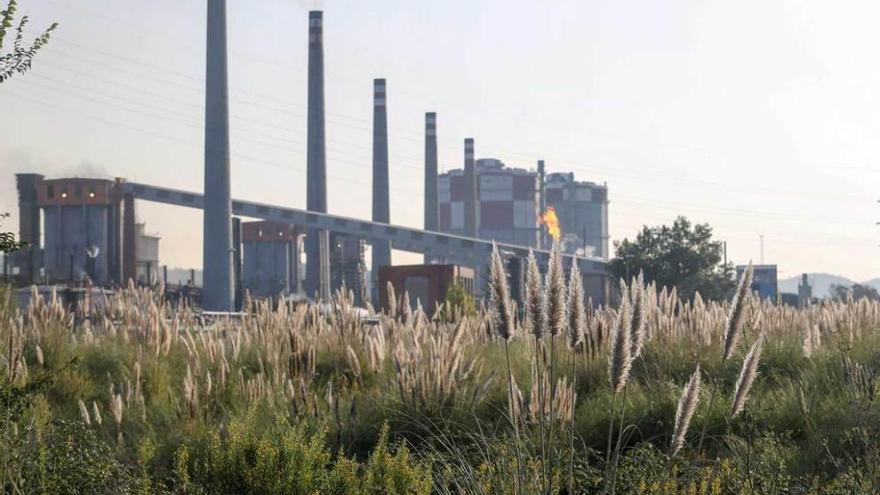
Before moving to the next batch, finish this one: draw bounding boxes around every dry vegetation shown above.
[2,247,880,494]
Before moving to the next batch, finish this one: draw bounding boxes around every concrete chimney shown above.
[463,138,478,238]
[304,10,328,298]
[371,78,391,282]
[424,113,438,232]
[15,173,43,283]
[423,113,438,263]
[202,0,234,311]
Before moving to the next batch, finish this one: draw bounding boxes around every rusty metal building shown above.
[378,264,474,315]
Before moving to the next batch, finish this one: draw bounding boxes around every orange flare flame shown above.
[540,207,561,242]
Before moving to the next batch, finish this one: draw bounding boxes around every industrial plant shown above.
[3,5,611,312]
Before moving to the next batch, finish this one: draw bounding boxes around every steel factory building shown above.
[437,158,609,258]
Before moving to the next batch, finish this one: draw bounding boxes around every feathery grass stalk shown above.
[489,243,515,341]
[671,366,701,456]
[543,242,565,494]
[489,244,523,493]
[566,261,585,494]
[732,336,763,418]
[698,263,755,455]
[525,250,547,493]
[723,263,753,362]
[605,292,632,477]
[608,293,632,395]
[629,275,647,359]
[525,250,545,339]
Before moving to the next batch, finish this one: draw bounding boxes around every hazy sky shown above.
[1,0,878,281]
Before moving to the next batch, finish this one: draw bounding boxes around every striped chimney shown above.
[423,112,438,263]
[304,10,328,298]
[372,78,392,284]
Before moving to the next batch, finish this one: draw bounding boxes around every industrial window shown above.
[46,185,54,198]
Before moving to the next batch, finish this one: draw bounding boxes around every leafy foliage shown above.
[0,213,28,254]
[180,413,431,495]
[3,271,880,492]
[609,216,735,301]
[0,0,58,83]
[443,281,476,317]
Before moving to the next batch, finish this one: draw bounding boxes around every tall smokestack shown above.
[463,138,478,238]
[424,113,438,232]
[15,173,42,283]
[304,10,328,298]
[202,0,234,311]
[371,78,391,292]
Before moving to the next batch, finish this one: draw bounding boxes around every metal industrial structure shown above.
[9,175,158,288]
[438,160,610,258]
[9,7,611,306]
[241,221,300,298]
[545,172,610,258]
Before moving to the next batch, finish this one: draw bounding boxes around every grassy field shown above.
[1,251,880,494]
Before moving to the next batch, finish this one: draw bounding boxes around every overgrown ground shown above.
[1,259,880,494]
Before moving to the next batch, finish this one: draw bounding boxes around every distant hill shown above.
[778,273,880,299]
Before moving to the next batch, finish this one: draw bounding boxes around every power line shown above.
[35,36,872,205]
[3,89,869,248]
[3,78,871,230]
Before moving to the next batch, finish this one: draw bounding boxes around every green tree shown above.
[1,0,57,83]
[831,283,880,302]
[0,213,28,253]
[609,216,735,301]
[1,1,57,256]
[443,282,476,317]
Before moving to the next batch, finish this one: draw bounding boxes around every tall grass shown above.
[2,256,880,492]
